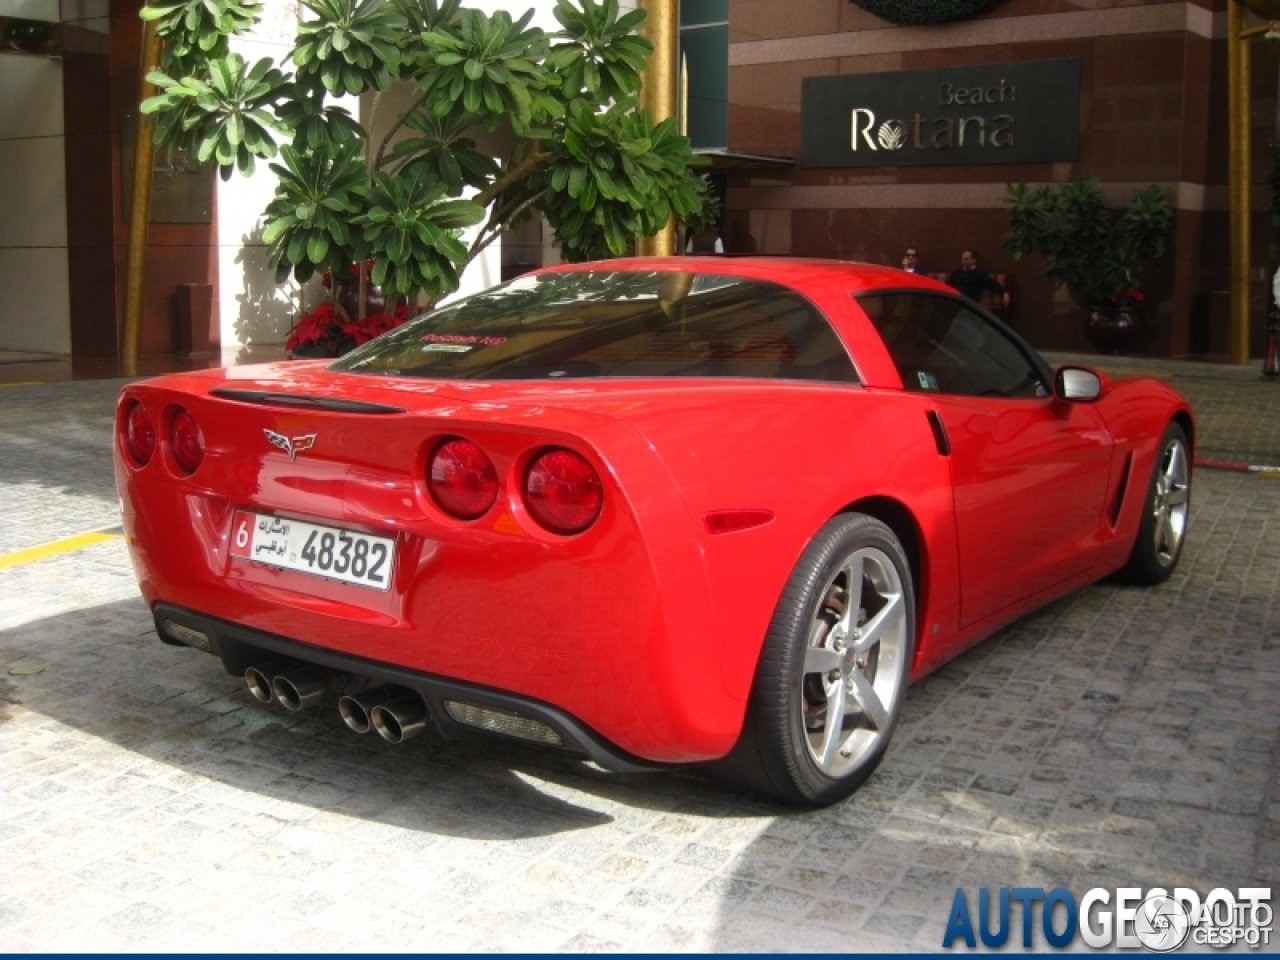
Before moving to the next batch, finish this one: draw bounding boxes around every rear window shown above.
[330,270,858,383]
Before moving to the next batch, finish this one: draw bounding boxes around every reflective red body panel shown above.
[114,258,1193,764]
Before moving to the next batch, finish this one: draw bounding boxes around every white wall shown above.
[216,0,303,352]
[0,51,70,355]
[437,188,504,309]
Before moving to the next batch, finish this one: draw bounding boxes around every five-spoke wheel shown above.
[1120,421,1191,584]
[730,513,914,805]
[799,545,907,780]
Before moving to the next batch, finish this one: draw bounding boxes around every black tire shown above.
[1118,422,1191,585]
[723,513,915,806]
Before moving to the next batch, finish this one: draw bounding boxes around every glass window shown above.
[680,0,728,26]
[858,293,1046,398]
[681,25,728,150]
[333,271,859,384]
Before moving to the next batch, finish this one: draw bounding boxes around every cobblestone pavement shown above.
[1,367,1278,952]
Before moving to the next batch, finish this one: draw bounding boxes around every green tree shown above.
[1004,179,1172,304]
[140,0,710,319]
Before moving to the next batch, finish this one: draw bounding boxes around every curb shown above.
[1195,457,1280,477]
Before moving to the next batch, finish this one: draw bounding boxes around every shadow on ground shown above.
[0,470,1275,950]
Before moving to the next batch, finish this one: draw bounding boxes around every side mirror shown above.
[1054,366,1104,402]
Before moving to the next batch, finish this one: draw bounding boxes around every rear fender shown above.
[621,387,961,702]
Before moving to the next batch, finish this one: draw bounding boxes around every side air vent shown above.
[926,410,951,457]
[1109,452,1133,527]
[210,389,406,415]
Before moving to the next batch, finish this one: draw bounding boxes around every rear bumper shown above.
[115,378,749,763]
[155,602,675,774]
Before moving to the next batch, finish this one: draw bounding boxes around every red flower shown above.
[286,301,341,351]
[287,291,416,357]
[1107,287,1145,306]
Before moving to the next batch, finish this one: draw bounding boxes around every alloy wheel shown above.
[1152,437,1189,566]
[798,545,908,779]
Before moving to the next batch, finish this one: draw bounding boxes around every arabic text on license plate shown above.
[229,511,394,591]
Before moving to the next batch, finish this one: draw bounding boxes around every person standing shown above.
[901,247,927,275]
[946,249,1009,308]
[686,223,725,254]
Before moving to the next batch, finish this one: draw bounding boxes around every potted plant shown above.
[286,262,415,357]
[1004,179,1173,352]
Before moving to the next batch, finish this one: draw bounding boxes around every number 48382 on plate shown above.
[229,510,395,591]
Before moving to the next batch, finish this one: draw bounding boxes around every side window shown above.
[859,294,1046,398]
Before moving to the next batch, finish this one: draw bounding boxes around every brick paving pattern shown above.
[1,366,1277,951]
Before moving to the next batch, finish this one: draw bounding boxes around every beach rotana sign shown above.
[801,59,1081,167]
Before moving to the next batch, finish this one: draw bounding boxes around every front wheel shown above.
[728,513,915,806]
[1119,421,1191,585]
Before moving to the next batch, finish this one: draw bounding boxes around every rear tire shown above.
[1119,422,1191,585]
[725,513,915,806]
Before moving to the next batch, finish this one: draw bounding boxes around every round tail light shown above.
[428,437,498,520]
[523,448,603,535]
[169,407,205,474]
[123,400,155,466]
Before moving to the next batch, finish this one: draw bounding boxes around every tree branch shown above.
[465,188,548,269]
[472,146,547,209]
[374,92,427,170]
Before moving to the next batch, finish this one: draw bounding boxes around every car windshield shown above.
[330,270,859,383]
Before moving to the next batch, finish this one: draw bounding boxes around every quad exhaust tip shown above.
[337,687,396,734]
[370,694,429,744]
[244,663,431,743]
[244,662,333,712]
[271,667,333,712]
[244,662,286,703]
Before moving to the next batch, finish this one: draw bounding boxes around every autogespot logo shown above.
[942,886,1273,951]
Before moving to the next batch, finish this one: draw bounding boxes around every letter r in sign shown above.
[852,108,878,151]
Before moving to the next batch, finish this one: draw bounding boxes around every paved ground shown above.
[1,363,1278,952]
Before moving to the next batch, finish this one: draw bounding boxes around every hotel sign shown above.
[801,59,1081,167]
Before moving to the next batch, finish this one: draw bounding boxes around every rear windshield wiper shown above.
[209,389,407,415]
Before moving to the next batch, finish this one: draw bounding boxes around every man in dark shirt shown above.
[901,247,927,275]
[947,250,1009,308]
[686,223,724,254]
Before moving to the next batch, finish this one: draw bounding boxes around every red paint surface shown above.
[115,258,1193,763]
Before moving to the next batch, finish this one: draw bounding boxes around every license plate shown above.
[229,511,394,591]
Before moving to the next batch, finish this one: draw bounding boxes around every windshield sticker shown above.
[423,343,474,353]
[422,333,508,347]
[917,370,939,391]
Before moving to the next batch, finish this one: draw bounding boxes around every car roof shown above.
[539,256,953,296]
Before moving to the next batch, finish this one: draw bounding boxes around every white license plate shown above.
[230,511,394,591]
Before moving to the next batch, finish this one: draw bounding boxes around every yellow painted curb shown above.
[0,530,122,571]
[0,381,43,388]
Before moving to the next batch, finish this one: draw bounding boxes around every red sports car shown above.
[115,258,1193,805]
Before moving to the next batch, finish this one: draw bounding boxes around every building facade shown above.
[714,0,1276,357]
[1,0,1274,363]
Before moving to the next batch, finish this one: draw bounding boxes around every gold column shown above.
[122,20,164,374]
[636,0,678,257]
[1228,0,1252,366]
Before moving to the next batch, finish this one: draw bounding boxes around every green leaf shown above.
[261,214,296,244]
[307,229,330,263]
